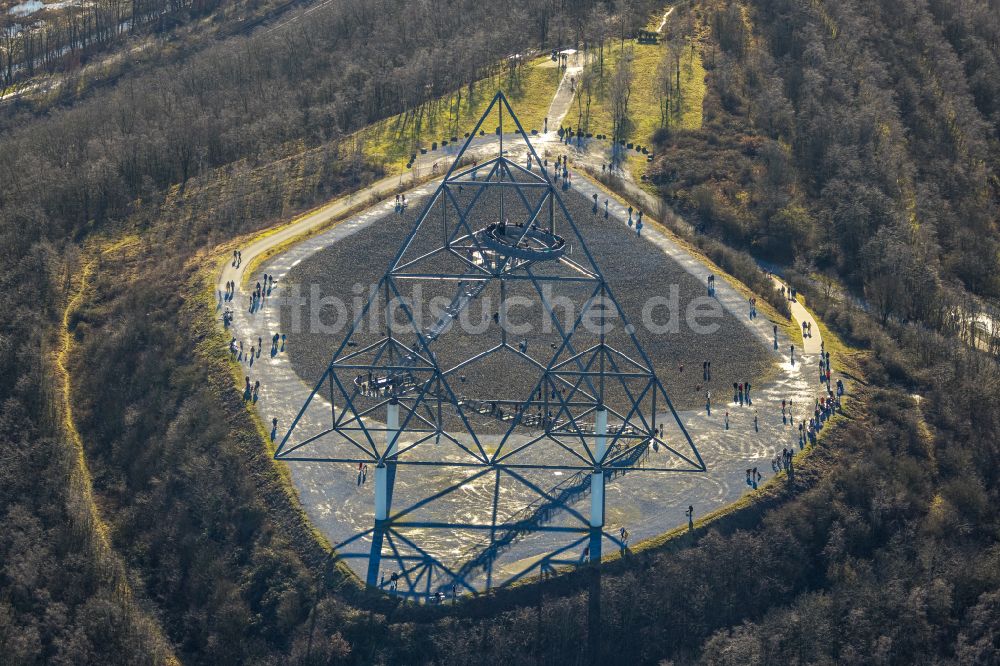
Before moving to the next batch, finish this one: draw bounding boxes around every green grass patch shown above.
[571,37,705,145]
[358,56,562,173]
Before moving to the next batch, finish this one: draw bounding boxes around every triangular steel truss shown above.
[275,91,705,474]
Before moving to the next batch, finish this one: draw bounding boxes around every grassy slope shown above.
[359,55,562,173]
[574,26,705,139]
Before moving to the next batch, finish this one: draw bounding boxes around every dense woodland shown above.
[1,0,999,663]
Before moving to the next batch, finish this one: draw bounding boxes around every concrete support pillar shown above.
[590,408,608,528]
[375,401,400,522]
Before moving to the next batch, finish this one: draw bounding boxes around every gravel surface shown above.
[279,184,772,428]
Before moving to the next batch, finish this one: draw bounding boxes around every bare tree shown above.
[655,55,672,128]
[588,5,610,79]
[610,47,633,162]
[575,66,594,132]
[615,0,633,52]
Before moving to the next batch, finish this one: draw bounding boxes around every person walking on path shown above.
[686,505,694,531]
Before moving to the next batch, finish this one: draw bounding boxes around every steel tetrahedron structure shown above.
[274,92,705,488]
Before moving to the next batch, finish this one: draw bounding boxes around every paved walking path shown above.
[217,169,838,598]
[769,276,823,355]
[214,42,843,598]
[656,6,675,33]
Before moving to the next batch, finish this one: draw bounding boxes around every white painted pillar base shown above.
[375,466,389,521]
[590,409,608,528]
[375,401,400,522]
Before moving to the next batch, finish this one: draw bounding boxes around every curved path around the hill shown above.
[216,169,841,598]
[769,276,823,355]
[215,52,840,599]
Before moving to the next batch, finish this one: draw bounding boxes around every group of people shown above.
[221,274,240,327]
[550,154,571,187]
[394,193,408,213]
[249,273,275,314]
[243,376,261,403]
[588,193,644,236]
[721,380,754,430]
[380,570,401,593]
[732,381,753,406]
[224,260,289,427]
[798,392,841,448]
[379,572,459,603]
[781,398,794,424]
[626,205,644,236]
[771,447,794,474]
[818,343,832,383]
